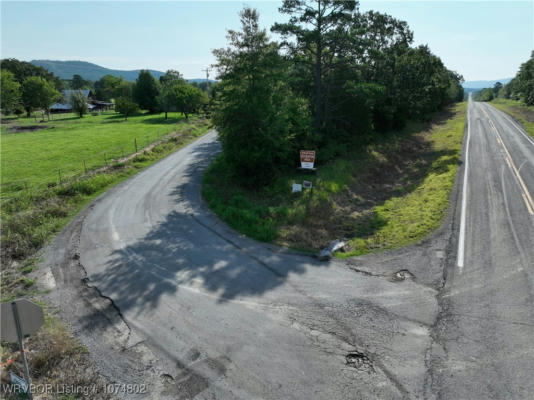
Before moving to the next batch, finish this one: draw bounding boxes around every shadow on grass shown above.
[138,115,189,125]
[103,112,191,125]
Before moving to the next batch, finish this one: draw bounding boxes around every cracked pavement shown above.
[39,99,534,399]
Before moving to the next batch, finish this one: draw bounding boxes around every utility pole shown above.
[201,67,211,91]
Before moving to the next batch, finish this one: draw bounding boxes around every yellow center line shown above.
[481,107,534,216]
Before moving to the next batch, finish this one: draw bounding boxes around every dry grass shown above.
[1,315,111,400]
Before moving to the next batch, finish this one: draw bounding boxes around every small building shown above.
[50,90,114,113]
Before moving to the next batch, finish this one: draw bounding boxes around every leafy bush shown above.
[115,97,139,120]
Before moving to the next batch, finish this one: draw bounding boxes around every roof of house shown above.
[50,90,92,110]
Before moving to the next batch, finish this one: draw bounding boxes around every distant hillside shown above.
[31,60,166,82]
[462,78,512,89]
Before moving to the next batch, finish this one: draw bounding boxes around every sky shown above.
[1,1,533,81]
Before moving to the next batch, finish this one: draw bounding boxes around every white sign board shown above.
[300,150,316,169]
[292,183,302,193]
[1,299,44,342]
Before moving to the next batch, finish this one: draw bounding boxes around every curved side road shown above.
[41,130,449,399]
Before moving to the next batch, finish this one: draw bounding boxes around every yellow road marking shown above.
[523,194,534,215]
[481,107,534,215]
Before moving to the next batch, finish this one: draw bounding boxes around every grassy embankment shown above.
[203,102,467,257]
[490,98,534,139]
[1,111,211,399]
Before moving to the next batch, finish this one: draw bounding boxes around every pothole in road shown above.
[345,351,373,372]
[389,269,415,282]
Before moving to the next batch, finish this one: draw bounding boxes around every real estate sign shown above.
[300,150,315,169]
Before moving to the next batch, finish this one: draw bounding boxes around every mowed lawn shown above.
[1,111,202,190]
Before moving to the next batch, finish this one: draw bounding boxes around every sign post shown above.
[1,299,44,400]
[11,302,33,400]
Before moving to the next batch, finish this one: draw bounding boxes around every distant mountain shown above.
[31,60,165,82]
[462,78,512,89]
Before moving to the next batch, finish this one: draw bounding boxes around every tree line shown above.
[474,51,534,105]
[0,58,209,120]
[212,2,464,187]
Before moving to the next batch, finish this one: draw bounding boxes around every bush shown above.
[115,97,139,120]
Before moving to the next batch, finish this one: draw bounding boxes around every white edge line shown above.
[488,103,534,148]
[457,104,471,271]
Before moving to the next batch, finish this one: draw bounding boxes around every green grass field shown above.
[1,111,205,192]
[490,98,534,139]
[1,110,211,269]
[203,102,467,256]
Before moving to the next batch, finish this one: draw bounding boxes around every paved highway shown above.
[430,101,534,399]
[42,100,534,399]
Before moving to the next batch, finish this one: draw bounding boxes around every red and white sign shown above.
[300,150,315,169]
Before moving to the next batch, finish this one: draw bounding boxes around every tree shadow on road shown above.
[77,138,328,328]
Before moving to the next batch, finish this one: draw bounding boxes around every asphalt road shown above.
[41,100,534,399]
[429,101,534,399]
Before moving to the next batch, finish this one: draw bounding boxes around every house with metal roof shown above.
[50,90,114,112]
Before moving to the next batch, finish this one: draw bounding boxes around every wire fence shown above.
[1,126,178,202]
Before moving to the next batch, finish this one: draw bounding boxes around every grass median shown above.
[203,102,467,256]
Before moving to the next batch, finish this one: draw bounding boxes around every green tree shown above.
[450,71,465,103]
[115,97,139,120]
[158,84,178,120]
[0,69,21,115]
[134,70,160,113]
[515,51,534,105]
[70,90,89,117]
[272,0,357,132]
[1,58,63,90]
[493,81,503,96]
[393,45,451,119]
[94,74,123,101]
[159,69,185,86]
[115,81,135,99]
[71,74,89,90]
[343,10,414,132]
[475,88,494,102]
[173,84,208,120]
[158,70,186,119]
[213,7,307,186]
[21,76,61,119]
[499,81,513,99]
